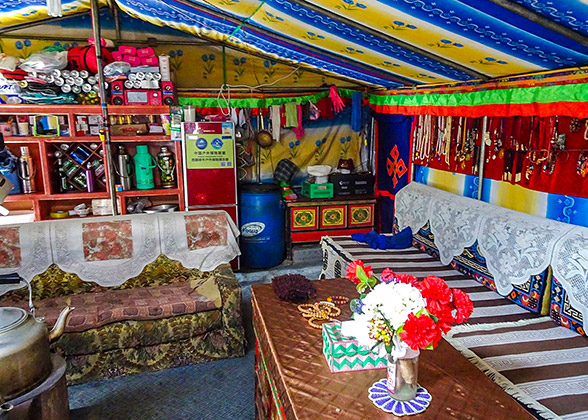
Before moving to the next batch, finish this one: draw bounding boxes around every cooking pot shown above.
[0,273,73,401]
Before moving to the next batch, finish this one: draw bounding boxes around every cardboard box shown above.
[322,321,387,373]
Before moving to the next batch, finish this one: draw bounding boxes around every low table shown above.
[252,279,535,420]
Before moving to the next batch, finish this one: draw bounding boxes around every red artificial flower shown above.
[416,276,452,306]
[399,313,442,350]
[396,273,418,286]
[381,268,397,283]
[452,288,474,323]
[345,260,373,285]
[429,303,455,334]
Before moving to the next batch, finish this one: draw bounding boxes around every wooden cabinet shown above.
[0,105,184,221]
[285,196,376,259]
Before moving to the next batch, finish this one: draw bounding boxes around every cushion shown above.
[550,277,586,336]
[10,279,221,333]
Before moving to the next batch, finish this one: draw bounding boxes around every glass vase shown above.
[386,349,420,401]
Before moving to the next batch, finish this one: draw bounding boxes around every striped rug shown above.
[446,318,588,420]
[321,235,588,419]
[321,236,540,325]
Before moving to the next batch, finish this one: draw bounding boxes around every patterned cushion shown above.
[550,277,585,335]
[412,222,552,315]
[7,280,220,333]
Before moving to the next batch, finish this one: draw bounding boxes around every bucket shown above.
[239,183,285,268]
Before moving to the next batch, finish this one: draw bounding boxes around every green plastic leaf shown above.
[367,275,378,288]
[356,265,369,283]
[356,283,367,293]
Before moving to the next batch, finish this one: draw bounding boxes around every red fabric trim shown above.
[377,190,396,199]
[370,102,588,118]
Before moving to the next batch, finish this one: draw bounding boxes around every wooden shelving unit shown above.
[0,105,184,221]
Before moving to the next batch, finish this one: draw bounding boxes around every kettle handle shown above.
[0,273,22,284]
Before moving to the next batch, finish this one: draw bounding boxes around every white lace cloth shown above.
[551,226,588,324]
[0,221,53,295]
[477,207,575,296]
[394,182,434,233]
[428,192,488,266]
[51,214,161,287]
[157,210,240,272]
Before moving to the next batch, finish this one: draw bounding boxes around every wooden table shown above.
[252,279,535,420]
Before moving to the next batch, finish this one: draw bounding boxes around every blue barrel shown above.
[239,183,285,268]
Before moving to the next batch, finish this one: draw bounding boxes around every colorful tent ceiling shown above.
[3,0,588,88]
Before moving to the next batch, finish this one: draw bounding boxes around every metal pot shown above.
[0,274,73,401]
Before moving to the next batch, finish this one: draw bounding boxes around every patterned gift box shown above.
[322,321,387,373]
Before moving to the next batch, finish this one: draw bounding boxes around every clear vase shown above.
[386,349,419,401]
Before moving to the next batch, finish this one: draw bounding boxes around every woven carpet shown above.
[446,318,588,420]
[321,236,540,325]
[321,235,588,419]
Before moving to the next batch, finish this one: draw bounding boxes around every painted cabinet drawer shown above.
[349,204,374,227]
[320,206,347,229]
[291,207,318,231]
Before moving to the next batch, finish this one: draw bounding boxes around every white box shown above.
[158,55,171,81]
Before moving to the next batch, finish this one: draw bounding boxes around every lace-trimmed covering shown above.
[551,226,588,324]
[394,182,435,233]
[157,210,240,272]
[51,215,161,287]
[0,221,53,295]
[477,208,575,296]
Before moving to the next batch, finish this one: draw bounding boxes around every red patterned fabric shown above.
[82,220,133,261]
[0,227,21,268]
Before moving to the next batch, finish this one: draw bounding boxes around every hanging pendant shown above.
[578,153,588,178]
[498,149,505,159]
[570,118,581,133]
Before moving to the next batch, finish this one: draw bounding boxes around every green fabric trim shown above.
[368,83,588,107]
[178,88,357,108]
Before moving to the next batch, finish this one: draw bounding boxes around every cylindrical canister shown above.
[133,145,156,190]
[156,146,176,188]
[85,163,95,193]
[18,146,35,194]
[117,145,133,191]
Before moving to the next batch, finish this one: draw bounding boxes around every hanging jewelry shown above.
[578,152,588,178]
[570,117,581,133]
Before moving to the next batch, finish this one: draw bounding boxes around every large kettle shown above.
[0,273,73,401]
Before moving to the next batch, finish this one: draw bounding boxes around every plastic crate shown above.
[302,182,333,199]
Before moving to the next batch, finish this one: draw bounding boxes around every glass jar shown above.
[386,349,419,401]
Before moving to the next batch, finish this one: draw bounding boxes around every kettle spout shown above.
[48,306,75,342]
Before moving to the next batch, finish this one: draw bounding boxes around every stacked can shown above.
[27,69,105,104]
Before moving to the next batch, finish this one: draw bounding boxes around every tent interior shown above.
[1,1,588,419]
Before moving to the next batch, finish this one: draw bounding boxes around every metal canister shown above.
[124,80,134,89]
[82,84,92,93]
[17,146,35,194]
[153,73,162,81]
[136,72,146,80]
[80,70,89,79]
[51,69,62,78]
[70,70,79,78]
[87,76,97,85]
[132,80,142,89]
[156,146,176,188]
[62,70,71,78]
[116,145,133,191]
[128,73,137,81]
[61,85,72,94]
[66,77,75,86]
[72,85,81,94]
[54,77,65,87]
[74,77,84,86]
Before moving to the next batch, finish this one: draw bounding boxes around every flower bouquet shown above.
[341,260,473,403]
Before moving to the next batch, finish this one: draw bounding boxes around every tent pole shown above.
[477,116,488,201]
[90,0,118,215]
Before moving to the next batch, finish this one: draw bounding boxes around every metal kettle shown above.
[0,273,74,401]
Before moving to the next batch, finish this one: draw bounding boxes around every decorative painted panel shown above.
[349,204,374,226]
[320,206,347,229]
[291,207,318,231]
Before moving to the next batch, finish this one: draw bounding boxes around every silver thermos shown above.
[18,146,35,194]
[117,145,133,191]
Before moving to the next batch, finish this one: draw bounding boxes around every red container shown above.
[68,46,113,74]
[141,56,159,66]
[112,51,123,62]
[137,47,155,58]
[122,55,141,67]
[118,46,137,56]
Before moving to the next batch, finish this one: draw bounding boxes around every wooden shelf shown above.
[44,192,110,200]
[1,105,183,221]
[117,188,181,197]
[5,193,47,201]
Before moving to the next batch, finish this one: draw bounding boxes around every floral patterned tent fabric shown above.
[3,0,588,87]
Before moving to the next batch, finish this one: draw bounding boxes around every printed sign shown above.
[186,133,234,169]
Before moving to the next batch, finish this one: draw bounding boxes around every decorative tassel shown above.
[47,0,63,17]
[329,85,345,113]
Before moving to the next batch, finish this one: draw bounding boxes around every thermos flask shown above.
[85,163,95,193]
[133,145,156,190]
[117,145,133,191]
[156,146,176,188]
[18,146,35,194]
